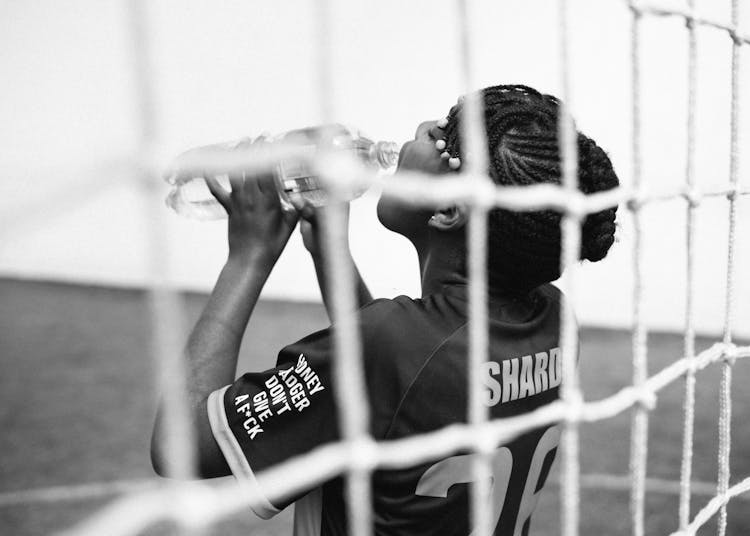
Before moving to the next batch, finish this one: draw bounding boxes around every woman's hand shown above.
[205,170,298,266]
[290,197,372,317]
[396,120,451,175]
[291,197,350,259]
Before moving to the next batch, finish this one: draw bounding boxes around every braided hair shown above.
[441,84,619,290]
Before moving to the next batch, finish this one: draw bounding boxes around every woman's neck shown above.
[418,242,534,300]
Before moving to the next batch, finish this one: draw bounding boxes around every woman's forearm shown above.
[312,252,373,322]
[152,252,274,477]
[186,253,273,391]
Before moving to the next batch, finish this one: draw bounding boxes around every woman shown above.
[151,84,619,535]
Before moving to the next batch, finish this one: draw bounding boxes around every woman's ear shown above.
[427,205,468,231]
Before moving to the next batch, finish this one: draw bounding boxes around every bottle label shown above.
[278,144,319,194]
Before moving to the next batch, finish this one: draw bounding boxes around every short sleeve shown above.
[207,328,338,517]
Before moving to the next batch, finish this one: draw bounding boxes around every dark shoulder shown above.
[357,294,468,368]
[357,295,424,328]
[355,296,432,347]
[534,283,563,310]
[282,296,425,354]
[531,283,574,334]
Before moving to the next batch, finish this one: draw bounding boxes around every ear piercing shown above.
[435,139,446,150]
[436,117,449,129]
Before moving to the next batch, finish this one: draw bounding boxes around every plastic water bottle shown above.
[164,124,400,220]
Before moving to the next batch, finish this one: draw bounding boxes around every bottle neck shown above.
[369,140,401,169]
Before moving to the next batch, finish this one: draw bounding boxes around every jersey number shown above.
[415,426,560,536]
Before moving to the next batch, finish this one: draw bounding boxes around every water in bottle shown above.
[164,124,400,220]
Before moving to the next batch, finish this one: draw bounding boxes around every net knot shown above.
[565,191,586,220]
[634,388,657,411]
[475,425,500,455]
[470,179,498,211]
[563,392,585,423]
[347,436,378,472]
[628,1,643,17]
[727,186,740,202]
[626,191,645,212]
[683,187,701,208]
[722,343,738,366]
[729,28,743,46]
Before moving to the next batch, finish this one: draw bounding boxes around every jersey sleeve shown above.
[207,328,338,518]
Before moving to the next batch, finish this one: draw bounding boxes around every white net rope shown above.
[2,0,747,535]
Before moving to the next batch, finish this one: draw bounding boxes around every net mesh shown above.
[2,0,748,535]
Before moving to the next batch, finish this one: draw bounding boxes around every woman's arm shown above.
[296,201,373,321]
[310,248,373,320]
[151,170,297,478]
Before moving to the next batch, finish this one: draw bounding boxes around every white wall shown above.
[1,0,748,337]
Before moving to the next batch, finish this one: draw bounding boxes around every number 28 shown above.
[415,426,560,536]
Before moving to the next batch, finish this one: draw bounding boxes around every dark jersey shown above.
[208,284,565,536]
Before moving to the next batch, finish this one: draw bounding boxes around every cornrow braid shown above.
[441,84,619,289]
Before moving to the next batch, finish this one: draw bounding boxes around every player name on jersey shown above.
[233,353,326,440]
[481,347,561,406]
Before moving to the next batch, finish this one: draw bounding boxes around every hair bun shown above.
[581,211,617,262]
[576,134,619,263]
